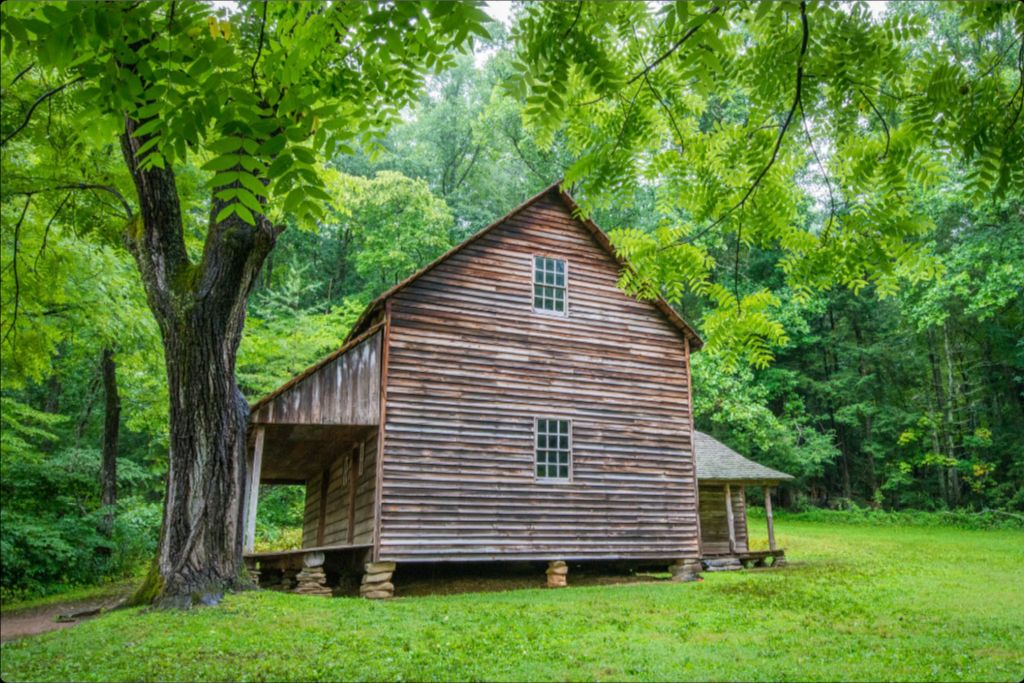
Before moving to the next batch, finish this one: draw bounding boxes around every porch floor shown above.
[244,543,372,560]
[702,548,786,569]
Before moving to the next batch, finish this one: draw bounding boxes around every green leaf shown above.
[202,154,240,172]
[238,173,268,197]
[235,187,262,213]
[132,118,163,138]
[234,203,255,225]
[215,203,237,223]
[257,135,287,156]
[208,136,244,154]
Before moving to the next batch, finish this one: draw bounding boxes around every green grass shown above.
[2,520,1022,682]
[1,575,141,614]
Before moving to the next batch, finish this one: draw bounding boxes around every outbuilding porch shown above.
[241,326,384,594]
[693,431,793,570]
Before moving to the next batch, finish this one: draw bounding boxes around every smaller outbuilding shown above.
[694,431,793,570]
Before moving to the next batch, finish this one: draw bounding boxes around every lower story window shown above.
[536,418,571,479]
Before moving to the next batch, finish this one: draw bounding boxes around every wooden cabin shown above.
[242,181,789,597]
[694,431,792,570]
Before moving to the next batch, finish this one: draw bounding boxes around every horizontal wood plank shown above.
[379,192,699,562]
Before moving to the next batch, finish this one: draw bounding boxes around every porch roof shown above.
[694,431,794,483]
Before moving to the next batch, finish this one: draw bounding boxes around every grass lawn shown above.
[1,575,141,614]
[1,519,1022,682]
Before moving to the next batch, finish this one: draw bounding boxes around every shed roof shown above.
[694,431,793,483]
[343,180,703,350]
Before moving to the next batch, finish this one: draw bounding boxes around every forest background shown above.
[1,2,1022,599]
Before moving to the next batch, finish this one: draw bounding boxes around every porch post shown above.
[244,426,265,554]
[764,486,777,551]
[724,483,736,554]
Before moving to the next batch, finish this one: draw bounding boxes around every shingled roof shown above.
[694,431,793,483]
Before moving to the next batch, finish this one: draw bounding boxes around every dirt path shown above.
[1,589,132,642]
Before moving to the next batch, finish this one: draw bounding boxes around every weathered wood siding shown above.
[698,484,749,555]
[253,331,381,425]
[301,431,378,547]
[378,191,699,561]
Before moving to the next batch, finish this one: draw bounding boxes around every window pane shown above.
[536,418,570,478]
[533,258,567,313]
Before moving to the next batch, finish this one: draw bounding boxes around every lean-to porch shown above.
[241,326,383,593]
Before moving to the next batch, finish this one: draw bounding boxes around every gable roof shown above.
[249,180,703,413]
[344,180,703,349]
[694,431,794,483]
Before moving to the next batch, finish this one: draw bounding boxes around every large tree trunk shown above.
[100,347,120,539]
[120,120,278,608]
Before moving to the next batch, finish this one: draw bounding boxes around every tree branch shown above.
[251,0,268,94]
[631,24,686,153]
[5,184,133,219]
[34,191,73,271]
[119,116,190,319]
[858,87,890,161]
[675,0,809,248]
[1006,37,1024,132]
[625,6,721,87]
[799,100,836,239]
[2,197,31,346]
[581,5,720,107]
[0,76,84,147]
[3,62,35,91]
[507,133,547,181]
[562,1,583,39]
[734,219,743,312]
[453,144,482,193]
[609,83,644,157]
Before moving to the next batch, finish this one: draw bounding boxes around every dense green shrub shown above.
[0,447,160,600]
[254,485,305,551]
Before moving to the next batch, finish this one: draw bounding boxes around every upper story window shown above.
[536,418,571,480]
[533,256,566,314]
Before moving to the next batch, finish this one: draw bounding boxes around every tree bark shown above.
[120,119,278,608]
[100,347,120,539]
[927,331,950,506]
[942,323,961,506]
[851,319,879,503]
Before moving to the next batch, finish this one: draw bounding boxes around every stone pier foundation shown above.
[546,560,568,588]
[668,559,702,582]
[247,566,261,587]
[294,552,332,596]
[361,561,396,599]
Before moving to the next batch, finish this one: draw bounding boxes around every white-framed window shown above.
[533,256,567,314]
[535,418,571,480]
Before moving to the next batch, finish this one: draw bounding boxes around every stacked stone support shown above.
[361,561,396,599]
[668,558,702,582]
[247,566,261,587]
[294,552,332,596]
[546,560,568,588]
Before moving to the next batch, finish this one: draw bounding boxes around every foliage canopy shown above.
[511,0,1023,366]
